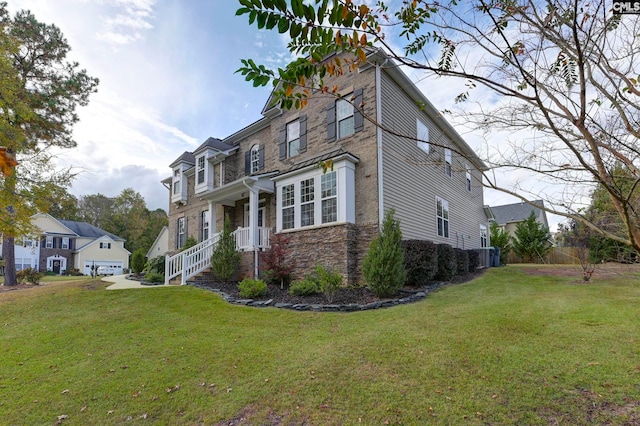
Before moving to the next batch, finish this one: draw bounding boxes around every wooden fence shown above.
[506,246,587,265]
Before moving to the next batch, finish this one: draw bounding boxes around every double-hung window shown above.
[281,184,295,230]
[444,149,452,177]
[321,172,337,223]
[287,121,300,157]
[480,224,488,248]
[177,217,186,249]
[336,99,355,139]
[300,178,315,227]
[173,170,181,195]
[201,210,210,241]
[466,165,472,191]
[417,119,430,154]
[45,236,53,248]
[62,237,69,249]
[197,156,205,185]
[436,197,450,238]
[250,145,260,174]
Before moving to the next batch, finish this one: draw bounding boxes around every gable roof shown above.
[58,220,125,242]
[193,137,234,155]
[169,151,196,168]
[490,200,546,226]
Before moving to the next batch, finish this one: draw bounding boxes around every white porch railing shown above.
[164,227,271,285]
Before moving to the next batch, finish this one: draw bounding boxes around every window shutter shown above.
[258,145,265,170]
[176,219,180,249]
[279,125,287,159]
[327,101,336,142]
[198,213,203,243]
[299,115,307,153]
[184,218,188,247]
[353,88,364,133]
[244,150,250,175]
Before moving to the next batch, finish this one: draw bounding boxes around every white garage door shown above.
[84,261,124,276]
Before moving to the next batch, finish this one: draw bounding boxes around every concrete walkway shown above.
[103,274,172,290]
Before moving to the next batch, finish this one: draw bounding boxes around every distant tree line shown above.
[48,187,168,256]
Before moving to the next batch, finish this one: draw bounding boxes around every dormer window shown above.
[173,169,181,195]
[196,156,205,185]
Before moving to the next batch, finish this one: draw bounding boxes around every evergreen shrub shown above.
[238,278,267,299]
[435,244,457,281]
[402,240,438,286]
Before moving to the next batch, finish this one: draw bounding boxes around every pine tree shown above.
[210,215,240,283]
[512,212,552,262]
[489,221,511,265]
[362,209,406,297]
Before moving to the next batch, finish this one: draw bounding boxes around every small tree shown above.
[260,233,295,289]
[513,212,552,263]
[181,236,197,251]
[362,209,406,298]
[210,216,240,283]
[489,222,512,265]
[131,249,145,275]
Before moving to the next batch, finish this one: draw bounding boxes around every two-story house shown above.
[1,214,131,275]
[164,49,490,285]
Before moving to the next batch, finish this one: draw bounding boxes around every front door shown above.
[244,203,265,228]
[52,260,61,274]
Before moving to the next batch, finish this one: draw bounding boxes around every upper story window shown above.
[275,158,357,232]
[196,156,205,185]
[480,224,488,248]
[99,242,111,249]
[45,236,53,248]
[173,169,181,195]
[436,196,450,238]
[62,237,69,249]
[417,119,430,154]
[279,116,307,159]
[251,145,261,173]
[444,148,452,177]
[245,144,264,175]
[327,89,363,142]
[466,165,472,191]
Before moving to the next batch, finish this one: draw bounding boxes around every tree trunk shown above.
[2,234,16,286]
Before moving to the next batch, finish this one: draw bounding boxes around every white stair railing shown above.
[164,233,220,285]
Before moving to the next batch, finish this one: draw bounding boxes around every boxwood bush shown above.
[402,240,438,287]
[468,250,480,271]
[238,278,267,299]
[455,248,469,275]
[289,277,320,296]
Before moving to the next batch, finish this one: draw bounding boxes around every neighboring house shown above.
[0,214,130,275]
[164,48,490,285]
[488,200,549,237]
[146,226,169,259]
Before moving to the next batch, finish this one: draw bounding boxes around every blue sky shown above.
[8,0,561,230]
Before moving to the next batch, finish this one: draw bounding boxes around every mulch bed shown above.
[194,269,485,306]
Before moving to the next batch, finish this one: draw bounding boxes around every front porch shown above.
[164,226,272,285]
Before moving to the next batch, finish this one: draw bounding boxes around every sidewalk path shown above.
[103,274,171,290]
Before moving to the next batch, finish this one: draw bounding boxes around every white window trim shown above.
[250,145,261,174]
[436,196,450,238]
[275,159,356,232]
[61,237,69,250]
[286,120,301,158]
[201,210,210,241]
[177,217,186,248]
[196,155,206,185]
[480,224,488,248]
[45,236,53,249]
[173,169,181,195]
[416,118,430,154]
[444,148,452,177]
[336,98,355,139]
[466,165,472,192]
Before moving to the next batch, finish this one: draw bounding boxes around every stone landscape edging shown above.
[190,282,447,312]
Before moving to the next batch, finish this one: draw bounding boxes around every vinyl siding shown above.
[379,71,488,249]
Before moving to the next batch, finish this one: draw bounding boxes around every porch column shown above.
[208,200,216,235]
[248,187,259,249]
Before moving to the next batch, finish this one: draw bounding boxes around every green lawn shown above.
[1,266,639,425]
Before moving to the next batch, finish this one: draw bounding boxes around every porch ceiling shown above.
[200,173,276,206]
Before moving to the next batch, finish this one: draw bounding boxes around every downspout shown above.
[375,61,385,226]
[242,178,259,279]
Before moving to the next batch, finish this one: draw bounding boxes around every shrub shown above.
[315,264,342,303]
[455,248,469,275]
[145,256,165,275]
[402,240,438,287]
[131,249,146,274]
[144,272,164,283]
[181,236,198,251]
[435,244,457,281]
[289,278,320,296]
[238,278,267,299]
[362,209,406,298]
[260,233,295,288]
[468,250,480,271]
[211,215,240,283]
[16,268,44,285]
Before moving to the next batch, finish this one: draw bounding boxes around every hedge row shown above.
[402,240,482,287]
